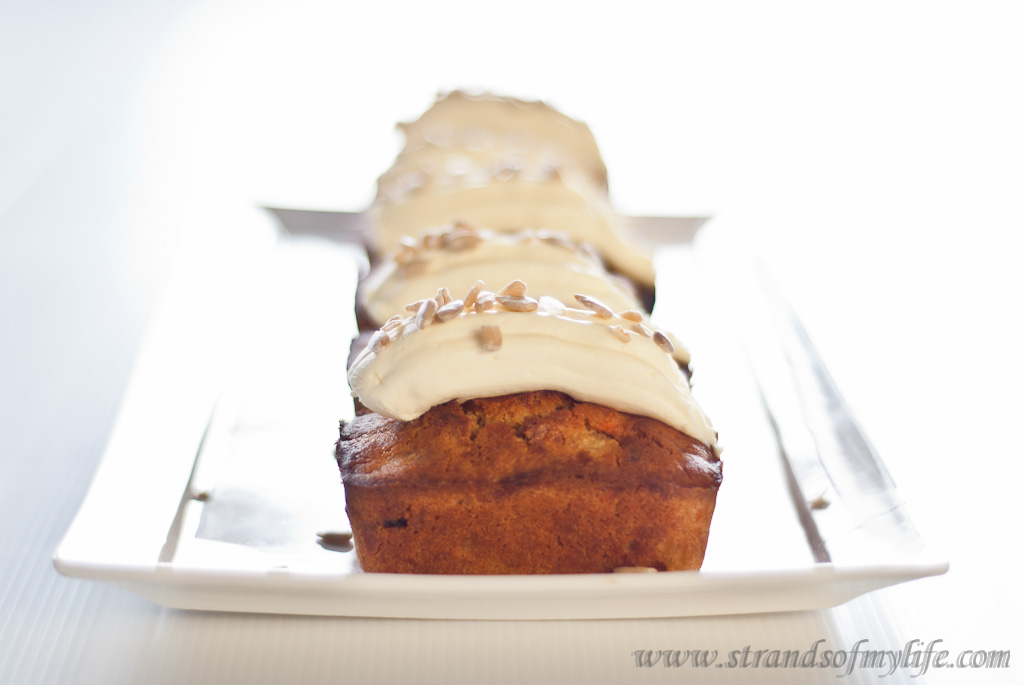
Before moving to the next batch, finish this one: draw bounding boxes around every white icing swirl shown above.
[359,228,643,326]
[349,295,716,447]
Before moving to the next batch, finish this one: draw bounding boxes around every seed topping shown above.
[497,279,528,297]
[369,330,391,352]
[618,310,643,322]
[496,295,539,312]
[633,322,653,338]
[574,294,614,318]
[415,298,438,329]
[421,231,443,249]
[610,325,631,343]
[435,300,465,323]
[394,243,418,266]
[479,325,502,351]
[538,233,577,251]
[444,227,482,251]
[463,280,485,308]
[474,291,496,312]
[495,163,519,181]
[388,285,677,369]
[653,330,675,354]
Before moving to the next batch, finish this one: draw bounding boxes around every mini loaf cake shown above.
[356,222,644,330]
[336,284,721,574]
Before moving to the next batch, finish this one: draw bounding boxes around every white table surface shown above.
[3,2,1022,683]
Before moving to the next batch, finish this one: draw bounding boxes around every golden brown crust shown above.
[335,391,721,574]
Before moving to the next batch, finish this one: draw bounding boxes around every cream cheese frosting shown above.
[370,167,655,287]
[396,90,608,188]
[348,290,717,448]
[371,91,654,286]
[359,225,643,326]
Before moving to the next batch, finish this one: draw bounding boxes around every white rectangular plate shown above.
[54,214,947,620]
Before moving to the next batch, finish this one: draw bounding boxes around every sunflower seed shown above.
[393,243,418,266]
[653,330,675,354]
[497,279,528,297]
[435,300,465,323]
[474,292,495,312]
[610,325,631,343]
[542,235,577,251]
[496,295,538,312]
[495,164,519,181]
[618,310,644,322]
[416,298,438,328]
[575,294,613,318]
[463,280,485,308]
[369,330,391,352]
[633,322,653,338]
[404,300,427,313]
[445,228,482,251]
[383,315,404,331]
[479,325,502,351]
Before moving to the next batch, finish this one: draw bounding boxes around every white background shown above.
[2,1,1022,683]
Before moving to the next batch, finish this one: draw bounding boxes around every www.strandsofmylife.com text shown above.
[632,638,1010,678]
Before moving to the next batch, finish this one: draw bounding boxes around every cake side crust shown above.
[344,482,717,574]
[336,390,721,574]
